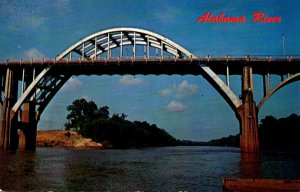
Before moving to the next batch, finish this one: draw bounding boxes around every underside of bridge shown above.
[1,27,299,153]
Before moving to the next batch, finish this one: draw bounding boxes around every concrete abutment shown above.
[237,66,260,153]
[0,68,38,152]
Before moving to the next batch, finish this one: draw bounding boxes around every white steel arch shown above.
[56,27,194,60]
[56,27,241,109]
[12,27,242,119]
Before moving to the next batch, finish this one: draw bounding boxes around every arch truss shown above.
[57,28,193,61]
[12,27,241,120]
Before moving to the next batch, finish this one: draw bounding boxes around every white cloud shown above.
[81,95,92,101]
[160,85,176,96]
[160,80,199,99]
[177,80,199,98]
[119,75,143,86]
[2,1,47,31]
[61,77,83,93]
[39,115,54,130]
[52,0,71,14]
[23,48,46,59]
[153,5,181,23]
[23,16,46,28]
[165,100,186,112]
[43,115,50,122]
[56,0,71,10]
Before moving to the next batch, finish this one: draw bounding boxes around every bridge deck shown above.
[1,58,300,76]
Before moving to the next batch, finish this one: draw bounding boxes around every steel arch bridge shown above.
[1,27,300,152]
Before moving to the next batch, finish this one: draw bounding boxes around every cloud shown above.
[50,0,71,14]
[1,1,47,31]
[61,77,84,93]
[160,80,199,99]
[1,0,71,31]
[119,75,143,86]
[39,115,54,130]
[153,5,181,23]
[55,0,71,11]
[22,15,46,28]
[81,95,92,101]
[165,100,186,112]
[160,85,176,96]
[23,48,46,59]
[177,80,199,98]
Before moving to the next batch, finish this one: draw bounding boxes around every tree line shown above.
[259,114,300,150]
[64,98,300,149]
[201,114,300,149]
[64,98,178,148]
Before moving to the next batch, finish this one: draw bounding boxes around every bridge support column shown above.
[21,102,37,151]
[237,66,259,153]
[0,69,18,151]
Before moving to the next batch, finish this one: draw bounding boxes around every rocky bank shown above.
[26,130,102,149]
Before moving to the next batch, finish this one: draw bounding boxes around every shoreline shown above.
[20,130,103,149]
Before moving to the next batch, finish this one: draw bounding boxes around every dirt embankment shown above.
[35,130,102,149]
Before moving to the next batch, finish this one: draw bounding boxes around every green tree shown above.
[259,114,300,149]
[64,98,109,136]
[65,98,178,148]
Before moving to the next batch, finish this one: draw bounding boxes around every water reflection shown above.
[240,152,262,178]
[0,151,38,191]
[1,147,300,191]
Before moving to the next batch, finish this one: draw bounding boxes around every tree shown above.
[259,114,300,149]
[98,106,110,120]
[64,98,178,148]
[64,98,109,136]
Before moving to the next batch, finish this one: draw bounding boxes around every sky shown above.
[0,0,300,141]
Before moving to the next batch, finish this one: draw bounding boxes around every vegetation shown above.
[259,114,300,150]
[191,114,300,149]
[64,98,300,150]
[205,134,239,147]
[197,113,300,149]
[65,98,178,148]
[178,135,240,147]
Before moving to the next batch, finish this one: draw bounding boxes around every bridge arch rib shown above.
[11,27,241,122]
[56,27,195,60]
[258,72,300,111]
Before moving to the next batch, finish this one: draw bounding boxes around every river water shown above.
[0,146,300,191]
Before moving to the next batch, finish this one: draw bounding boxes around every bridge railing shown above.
[2,55,300,65]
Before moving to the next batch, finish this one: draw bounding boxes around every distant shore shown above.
[32,130,239,149]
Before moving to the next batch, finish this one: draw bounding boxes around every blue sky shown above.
[0,0,300,141]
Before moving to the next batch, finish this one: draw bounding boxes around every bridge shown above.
[1,27,300,153]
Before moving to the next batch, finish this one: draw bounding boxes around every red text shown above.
[253,12,281,23]
[196,12,246,23]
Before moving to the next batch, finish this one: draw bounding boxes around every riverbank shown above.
[20,130,102,149]
[34,131,239,149]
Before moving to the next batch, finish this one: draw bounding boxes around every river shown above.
[0,146,300,191]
